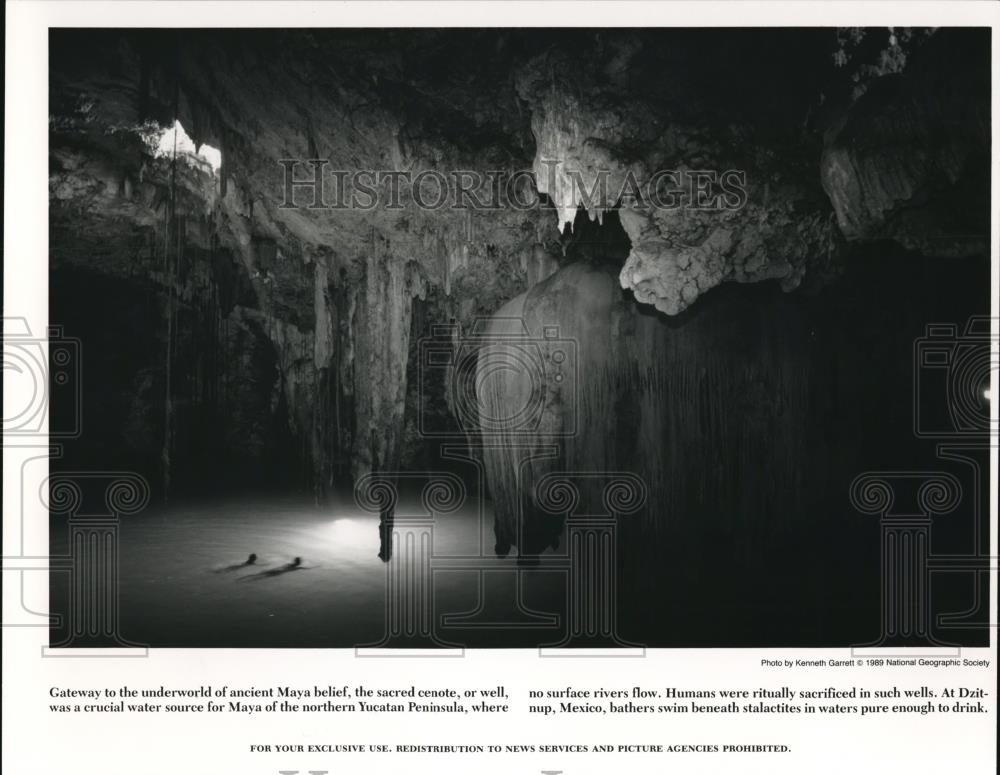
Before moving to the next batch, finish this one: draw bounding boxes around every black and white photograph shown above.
[3,3,998,774]
[42,25,993,649]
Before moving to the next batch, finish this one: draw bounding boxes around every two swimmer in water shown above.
[235,554,307,580]
[244,553,300,567]
[217,554,303,575]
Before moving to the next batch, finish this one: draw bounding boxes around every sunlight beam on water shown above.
[49,496,564,647]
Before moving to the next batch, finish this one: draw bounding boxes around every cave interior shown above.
[47,28,992,647]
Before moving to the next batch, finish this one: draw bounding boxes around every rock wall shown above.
[514,35,841,316]
[820,29,990,257]
[477,262,811,555]
[47,28,991,514]
[350,243,427,481]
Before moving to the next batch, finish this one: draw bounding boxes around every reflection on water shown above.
[49,494,566,648]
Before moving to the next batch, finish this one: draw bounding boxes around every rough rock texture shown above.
[477,262,812,555]
[475,255,990,644]
[514,29,988,315]
[48,28,990,507]
[351,243,427,480]
[820,30,990,256]
[514,33,842,315]
[50,30,557,499]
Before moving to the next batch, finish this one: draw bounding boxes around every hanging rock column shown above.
[351,239,427,491]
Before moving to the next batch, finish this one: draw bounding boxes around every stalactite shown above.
[350,239,427,559]
[306,260,336,502]
[331,273,358,485]
[351,242,426,483]
[478,262,812,560]
[476,291,562,555]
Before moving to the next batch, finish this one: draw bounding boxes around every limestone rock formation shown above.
[48,28,990,519]
[820,29,990,257]
[476,262,812,556]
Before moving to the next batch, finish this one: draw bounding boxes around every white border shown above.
[5,3,999,775]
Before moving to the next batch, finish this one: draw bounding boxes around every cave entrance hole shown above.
[154,119,222,172]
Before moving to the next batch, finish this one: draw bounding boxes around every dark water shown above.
[47,487,990,648]
[49,495,573,648]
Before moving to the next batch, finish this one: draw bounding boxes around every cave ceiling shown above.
[50,27,990,322]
